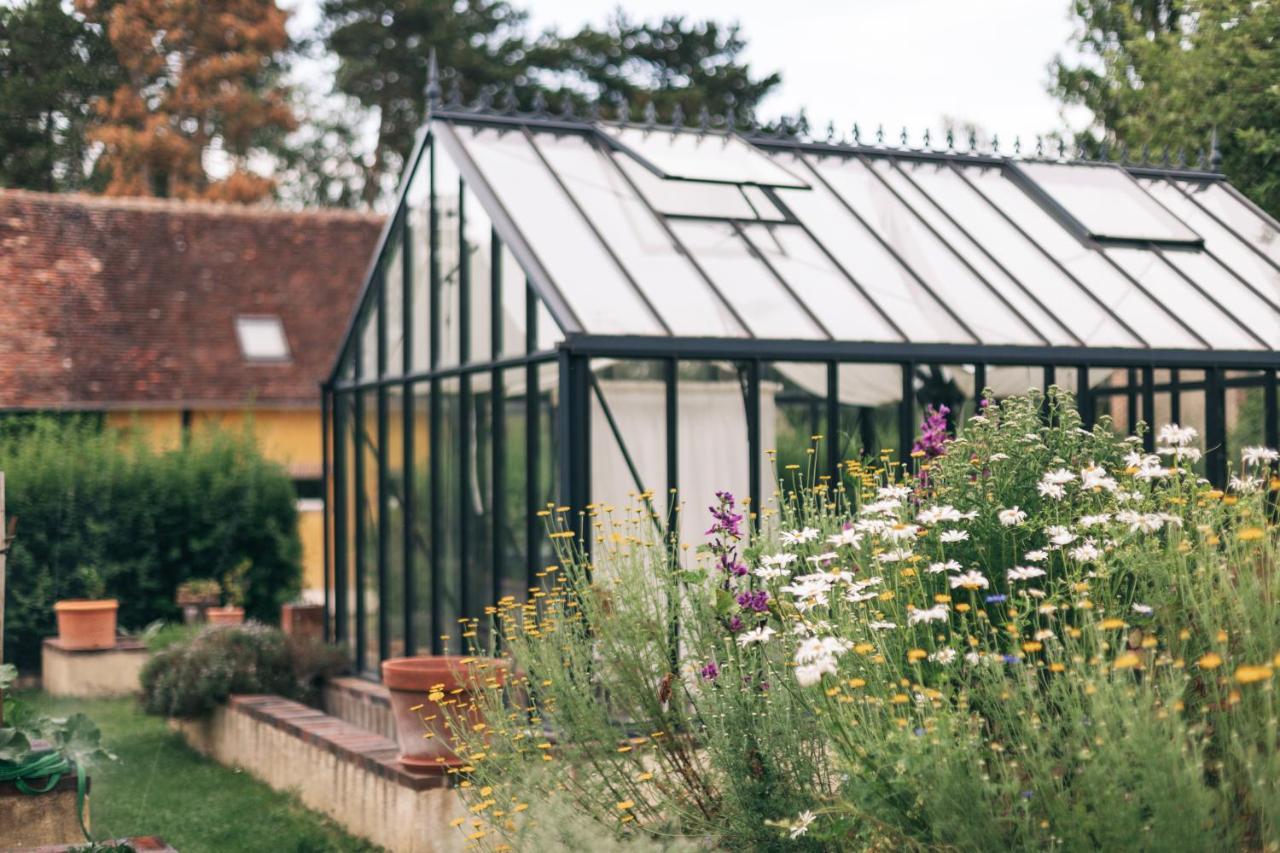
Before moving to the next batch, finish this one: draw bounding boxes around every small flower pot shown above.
[205,606,245,626]
[381,656,509,770]
[280,603,324,641]
[54,599,119,650]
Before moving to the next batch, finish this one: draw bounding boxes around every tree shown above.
[0,0,120,192]
[75,0,297,202]
[1052,0,1280,216]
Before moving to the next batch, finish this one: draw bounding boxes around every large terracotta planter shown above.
[382,656,509,769]
[54,599,118,650]
[280,603,324,641]
[205,606,245,626]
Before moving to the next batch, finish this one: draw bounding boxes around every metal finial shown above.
[615,94,630,123]
[1210,126,1223,170]
[1035,136,1044,158]
[991,133,1000,154]
[587,100,600,121]
[1013,135,1021,156]
[1118,142,1129,164]
[475,87,493,111]
[747,112,760,134]
[1175,147,1187,168]
[1074,139,1086,160]
[1057,138,1066,159]
[899,126,909,148]
[1160,144,1171,166]
[530,90,547,116]
[425,49,442,113]
[698,105,711,132]
[559,97,576,120]
[1098,139,1110,161]
[446,79,462,109]
[1140,142,1150,164]
[922,128,931,149]
[643,101,657,128]
[1194,147,1207,169]
[852,123,861,145]
[500,85,516,114]
[945,129,954,150]
[825,121,836,143]
[723,103,737,131]
[968,130,977,152]
[671,103,684,128]
[876,124,885,145]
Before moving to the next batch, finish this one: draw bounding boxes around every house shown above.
[323,93,1280,676]
[0,189,384,593]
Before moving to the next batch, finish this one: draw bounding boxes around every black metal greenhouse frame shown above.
[321,104,1280,675]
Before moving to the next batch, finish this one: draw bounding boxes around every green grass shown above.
[18,692,381,852]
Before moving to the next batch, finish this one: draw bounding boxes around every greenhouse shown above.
[323,83,1280,675]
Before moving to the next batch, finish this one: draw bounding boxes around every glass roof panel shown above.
[1175,180,1280,266]
[1155,249,1278,349]
[870,158,1077,346]
[805,154,1043,345]
[770,152,968,344]
[1105,248,1262,350]
[966,165,1205,349]
[891,159,1138,347]
[601,125,809,188]
[613,155,783,221]
[454,124,663,335]
[737,223,901,342]
[671,220,826,339]
[531,132,747,337]
[1016,161,1201,243]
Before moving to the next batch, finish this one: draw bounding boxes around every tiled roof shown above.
[0,190,383,409]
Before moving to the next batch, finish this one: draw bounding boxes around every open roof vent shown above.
[235,315,290,362]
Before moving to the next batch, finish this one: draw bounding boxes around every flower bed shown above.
[436,390,1280,850]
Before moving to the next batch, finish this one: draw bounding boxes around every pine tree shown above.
[76,0,297,202]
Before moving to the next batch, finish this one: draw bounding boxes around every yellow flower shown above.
[1022,641,1044,653]
[907,648,928,662]
[1099,619,1126,630]
[1113,653,1141,670]
[955,603,971,613]
[1234,665,1273,684]
[1049,662,1065,673]
[854,643,875,655]
[1198,652,1224,670]
[1238,527,1265,542]
[616,800,634,811]
[848,678,866,688]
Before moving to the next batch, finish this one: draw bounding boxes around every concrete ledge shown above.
[173,695,465,852]
[0,765,87,848]
[14,836,176,853]
[321,675,395,740]
[41,638,149,698]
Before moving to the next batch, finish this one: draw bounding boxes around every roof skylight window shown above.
[1013,161,1201,245]
[599,124,809,189]
[236,315,290,362]
[612,154,789,221]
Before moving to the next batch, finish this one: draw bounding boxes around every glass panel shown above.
[967,166,1204,349]
[468,373,494,638]
[436,149,462,367]
[773,153,969,343]
[612,155,785,221]
[677,361,749,547]
[535,297,562,351]
[455,126,663,335]
[359,390,379,673]
[499,246,525,358]
[1177,181,1280,266]
[764,363,827,501]
[498,368,528,604]
[1016,162,1200,242]
[671,220,825,339]
[535,134,746,336]
[604,125,809,188]
[1141,179,1280,307]
[1226,372,1267,473]
[871,158,1076,346]
[916,364,980,423]
[384,387,405,658]
[438,377,462,653]
[835,363,904,465]
[409,145,431,373]
[1151,249,1278,348]
[590,360,668,538]
[1106,248,1261,349]
[739,224,900,342]
[808,156,1042,345]
[463,187,493,363]
[1092,369,1142,436]
[904,161,1137,347]
[384,238,404,375]
[411,381,431,653]
[358,302,378,380]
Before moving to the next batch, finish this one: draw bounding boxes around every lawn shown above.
[19,692,381,852]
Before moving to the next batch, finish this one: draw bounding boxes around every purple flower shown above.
[700,661,720,681]
[735,590,770,613]
[985,594,1007,604]
[1002,654,1022,665]
[705,492,744,539]
[913,404,952,460]
[727,615,744,632]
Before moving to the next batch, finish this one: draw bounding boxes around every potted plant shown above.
[206,561,248,626]
[175,578,221,624]
[280,598,324,641]
[53,566,118,650]
[381,655,509,769]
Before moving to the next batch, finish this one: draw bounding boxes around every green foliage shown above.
[0,0,121,192]
[1,670,114,769]
[0,417,302,670]
[1053,0,1280,216]
[139,624,347,718]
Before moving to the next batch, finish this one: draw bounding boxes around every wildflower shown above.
[790,810,816,839]
[913,405,951,461]
[1008,565,1046,581]
[1024,549,1049,562]
[1034,629,1054,641]
[907,648,928,662]
[806,551,839,565]
[868,620,898,630]
[884,524,920,543]
[929,648,957,664]
[1037,482,1066,500]
[737,626,776,648]
[780,527,820,546]
[908,604,949,625]
[1099,618,1126,630]
[926,560,962,574]
[1238,527,1265,542]
[1242,446,1280,467]
[1159,424,1199,447]
[950,571,989,590]
[1043,526,1076,547]
[795,658,838,687]
[939,529,970,543]
[878,484,912,500]
[989,452,1009,461]
[985,593,1007,603]
[1131,603,1153,616]
[755,566,792,580]
[706,492,744,538]
[1080,465,1119,492]
[1234,665,1273,684]
[1198,653,1223,670]
[761,552,798,569]
[1043,468,1077,485]
[1113,652,1141,670]
[796,636,853,664]
[1068,541,1101,562]
[826,527,863,548]
[1077,513,1111,528]
[736,590,770,613]
[998,507,1027,526]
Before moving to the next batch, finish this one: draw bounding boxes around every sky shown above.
[287,0,1092,146]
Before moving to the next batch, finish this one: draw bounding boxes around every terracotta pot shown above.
[280,603,324,641]
[205,606,245,626]
[54,600,118,650]
[382,656,509,770]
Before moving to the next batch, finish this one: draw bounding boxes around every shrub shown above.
[0,417,302,670]
[447,389,1280,851]
[139,624,347,718]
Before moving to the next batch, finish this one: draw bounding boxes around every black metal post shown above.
[1267,369,1279,453]
[1078,365,1093,427]
[1206,367,1227,486]
[525,282,540,594]
[1142,366,1156,452]
[559,350,592,556]
[321,386,332,643]
[334,393,349,650]
[826,361,839,478]
[899,363,915,463]
[744,360,762,528]
[401,215,417,656]
[1169,368,1181,425]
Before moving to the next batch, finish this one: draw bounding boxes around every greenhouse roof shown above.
[425,108,1280,358]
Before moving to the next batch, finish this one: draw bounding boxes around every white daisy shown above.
[949,570,989,590]
[1007,565,1046,581]
[736,625,776,648]
[998,507,1027,526]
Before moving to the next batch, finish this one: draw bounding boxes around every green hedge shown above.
[0,418,302,670]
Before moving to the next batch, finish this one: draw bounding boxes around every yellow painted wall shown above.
[104,408,326,592]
